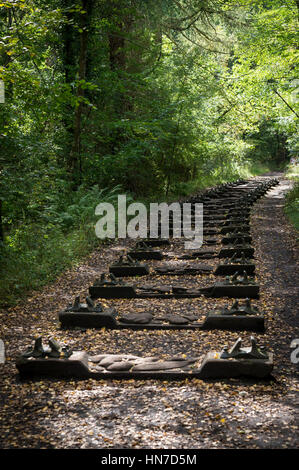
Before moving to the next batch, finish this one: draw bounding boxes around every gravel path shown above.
[0,174,298,449]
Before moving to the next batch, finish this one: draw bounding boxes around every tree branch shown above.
[273,88,299,118]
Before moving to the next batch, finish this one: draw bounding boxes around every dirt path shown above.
[0,174,298,449]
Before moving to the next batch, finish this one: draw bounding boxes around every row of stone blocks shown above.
[88,179,279,300]
[88,277,260,299]
[61,179,277,332]
[58,174,274,331]
[15,178,279,380]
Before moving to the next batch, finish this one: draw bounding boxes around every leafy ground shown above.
[0,173,298,449]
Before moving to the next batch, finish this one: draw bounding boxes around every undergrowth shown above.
[0,161,278,307]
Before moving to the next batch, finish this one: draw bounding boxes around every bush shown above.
[0,185,128,306]
[284,180,299,233]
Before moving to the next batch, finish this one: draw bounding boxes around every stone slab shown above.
[128,250,163,260]
[227,209,250,215]
[198,352,273,378]
[16,348,274,380]
[201,314,265,331]
[222,217,249,226]
[207,283,259,299]
[155,264,213,276]
[220,225,250,234]
[59,308,118,328]
[180,250,216,259]
[214,263,255,275]
[115,322,204,330]
[109,265,149,277]
[218,247,254,258]
[203,238,218,245]
[203,229,219,235]
[16,351,90,378]
[89,285,137,299]
[143,239,170,247]
[221,235,252,245]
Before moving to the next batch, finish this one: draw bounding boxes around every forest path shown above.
[0,173,298,449]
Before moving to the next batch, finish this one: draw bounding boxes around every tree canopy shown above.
[0,0,298,302]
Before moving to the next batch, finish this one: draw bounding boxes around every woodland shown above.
[0,0,299,453]
[0,0,298,304]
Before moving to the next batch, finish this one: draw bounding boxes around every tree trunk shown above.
[108,30,126,71]
[0,9,13,245]
[61,0,77,172]
[69,0,93,186]
[107,6,133,154]
[0,200,3,242]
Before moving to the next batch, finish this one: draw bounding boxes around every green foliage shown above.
[285,162,299,180]
[284,179,299,233]
[0,184,126,306]
[0,0,297,305]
